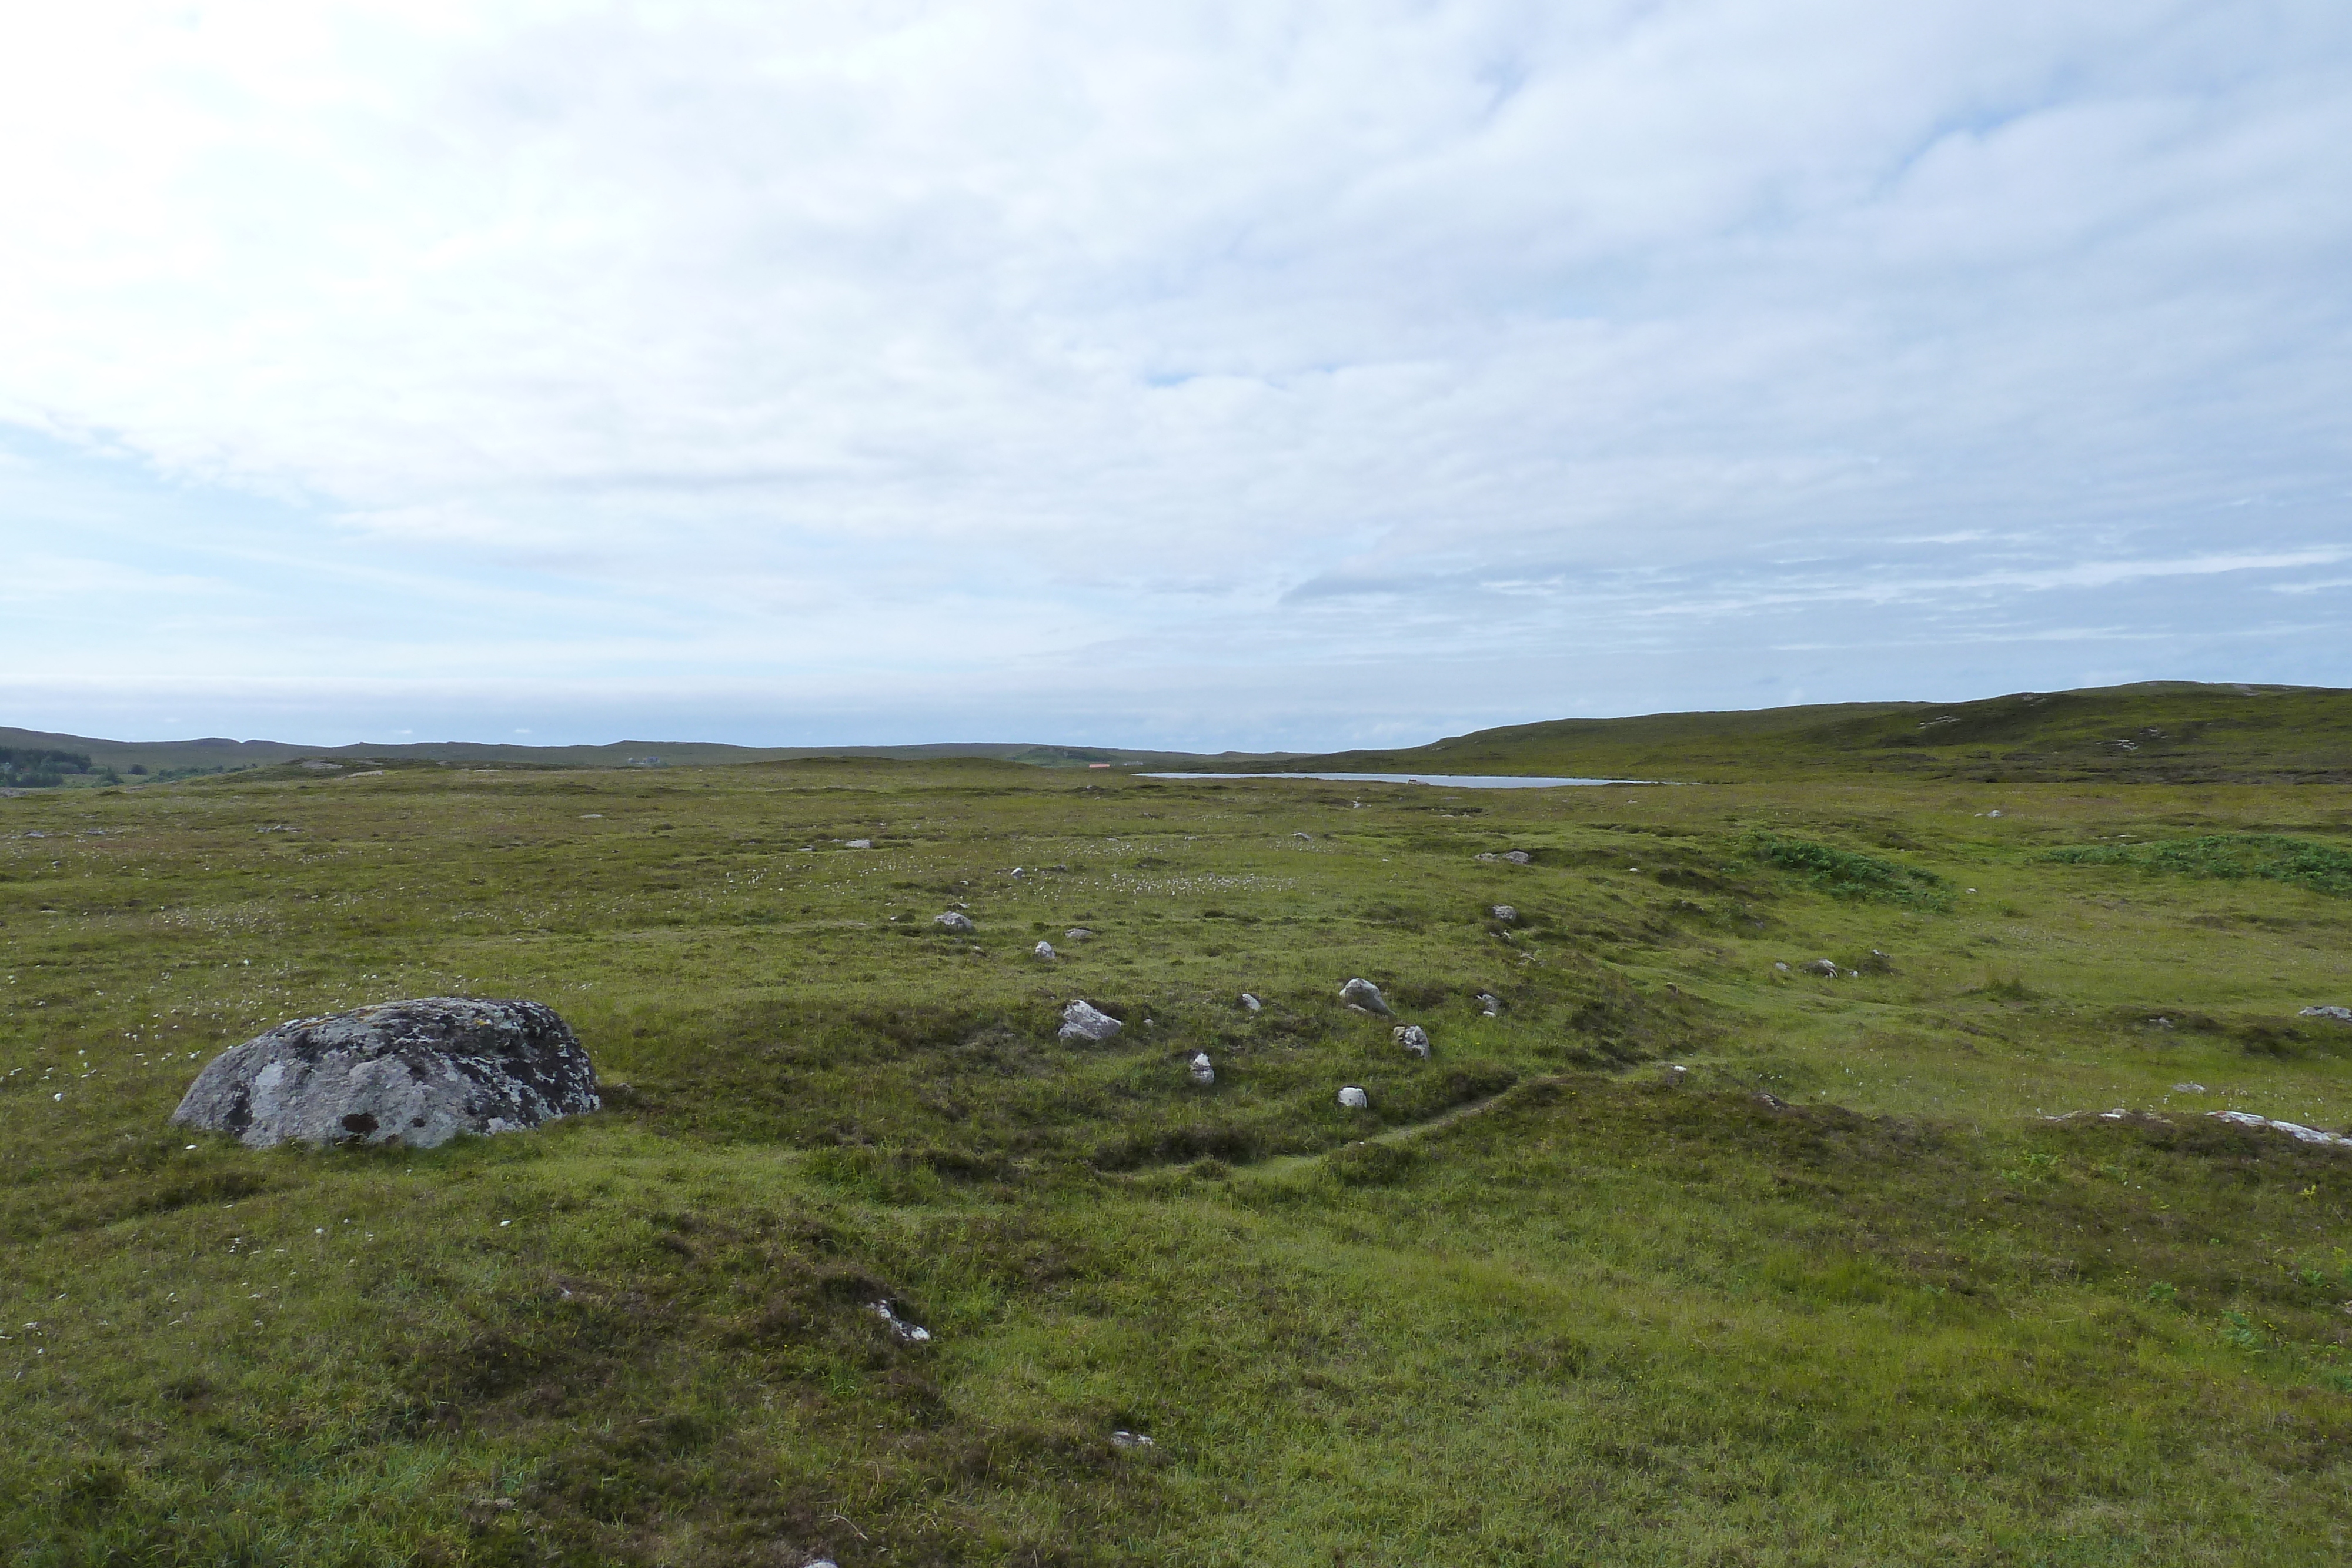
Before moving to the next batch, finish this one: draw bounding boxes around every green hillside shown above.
[1274,681,2352,783]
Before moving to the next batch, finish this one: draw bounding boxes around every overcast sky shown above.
[2,1,2346,750]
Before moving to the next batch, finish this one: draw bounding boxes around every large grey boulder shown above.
[934,911,975,933]
[171,998,599,1149]
[1060,1000,1124,1042]
[1339,978,1392,1015]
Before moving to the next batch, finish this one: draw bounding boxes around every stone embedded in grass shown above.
[844,838,873,849]
[1503,850,1532,865]
[169,997,599,1150]
[1065,927,1095,941]
[1059,1000,1122,1042]
[1110,1430,1154,1450]
[1293,831,1313,840]
[1190,1052,1214,1085]
[934,911,975,933]
[1240,992,1261,1012]
[1490,904,1517,921]
[2301,1005,2352,1022]
[1034,940,1056,959]
[1475,992,1501,1016]
[1394,1024,1430,1059]
[1338,1085,1369,1109]
[1800,958,1840,977]
[2173,1082,2207,1094]
[871,1301,931,1343]
[2207,1110,2352,1148]
[1339,977,1392,1015]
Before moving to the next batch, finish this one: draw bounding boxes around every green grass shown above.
[3,761,2351,1563]
[2045,833,2352,898]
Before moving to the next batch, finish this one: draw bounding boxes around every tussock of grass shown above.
[2047,832,2352,897]
[1749,832,1950,907]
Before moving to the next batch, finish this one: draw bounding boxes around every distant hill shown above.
[1258,682,2352,783]
[0,727,1288,782]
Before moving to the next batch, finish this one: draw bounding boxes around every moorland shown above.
[3,683,2351,1564]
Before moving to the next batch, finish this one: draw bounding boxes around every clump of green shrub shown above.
[1749,833,1949,907]
[2044,833,2352,898]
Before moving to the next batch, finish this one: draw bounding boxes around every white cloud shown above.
[0,1,2345,744]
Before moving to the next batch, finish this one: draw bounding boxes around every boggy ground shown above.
[2,760,2350,1565]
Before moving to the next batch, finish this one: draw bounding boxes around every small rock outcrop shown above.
[1475,992,1502,1017]
[935,911,975,933]
[1394,1024,1431,1059]
[1502,850,1532,865]
[1337,1085,1369,1109]
[1339,977,1392,1015]
[1490,905,1516,922]
[2209,1109,2352,1148]
[1060,1000,1123,1042]
[871,1301,931,1343]
[844,838,873,850]
[2302,1005,2352,1023]
[1189,1052,1215,1085]
[1034,940,1057,959]
[1799,958,1840,977]
[1239,992,1262,1012]
[1065,927,1095,941]
[1110,1430,1154,1450]
[170,998,599,1150]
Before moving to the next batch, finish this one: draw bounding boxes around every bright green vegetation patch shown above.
[1749,832,1949,908]
[4,764,2351,1563]
[2046,833,2352,898]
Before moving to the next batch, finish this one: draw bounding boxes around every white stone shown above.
[1189,1052,1214,1085]
[2301,1005,2352,1022]
[844,838,873,849]
[1034,941,1057,959]
[1110,1430,1154,1450]
[1393,1024,1431,1059]
[1339,977,1392,1015]
[1337,1086,1369,1110]
[1490,905,1517,922]
[2209,1110,2352,1148]
[934,911,975,933]
[1059,1000,1123,1042]
[1240,993,1262,1012]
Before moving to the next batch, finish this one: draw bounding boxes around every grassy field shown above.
[4,754,2351,1564]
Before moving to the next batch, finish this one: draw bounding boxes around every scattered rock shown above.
[844,838,873,850]
[1292,831,1313,840]
[1490,904,1517,922]
[934,911,975,933]
[1393,1024,1431,1059]
[1799,958,1840,978]
[1475,992,1501,1017]
[1059,1000,1123,1042]
[1502,850,1532,865]
[1010,867,1027,879]
[1189,1052,1215,1086]
[871,1300,931,1343]
[170,998,600,1150]
[1034,941,1057,959]
[1773,961,1790,972]
[2301,1005,2352,1023]
[2044,1108,2173,1129]
[1337,1085,1369,1110]
[1110,1430,1154,1450]
[1240,993,1262,1012]
[1339,978,1392,1015]
[1065,928,1095,941]
[2208,1110,2352,1149]
[1752,1091,1788,1110]
[2172,1083,2207,1094]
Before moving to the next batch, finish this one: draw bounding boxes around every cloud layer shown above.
[2,1,2346,745]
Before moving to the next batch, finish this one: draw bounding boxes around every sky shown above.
[1,1,2346,751]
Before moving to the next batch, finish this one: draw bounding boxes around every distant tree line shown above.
[0,748,96,788]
